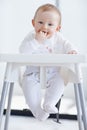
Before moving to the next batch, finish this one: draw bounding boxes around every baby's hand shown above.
[35,31,48,43]
[68,50,77,54]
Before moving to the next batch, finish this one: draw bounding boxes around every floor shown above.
[1,95,86,130]
[0,95,84,130]
[1,115,79,130]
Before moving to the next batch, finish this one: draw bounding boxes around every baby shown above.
[19,3,77,121]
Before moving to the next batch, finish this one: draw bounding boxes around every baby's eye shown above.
[38,21,43,24]
[48,23,53,26]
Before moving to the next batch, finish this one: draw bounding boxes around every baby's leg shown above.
[43,72,64,113]
[22,74,49,121]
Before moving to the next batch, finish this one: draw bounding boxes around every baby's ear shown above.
[32,19,35,27]
[56,25,61,31]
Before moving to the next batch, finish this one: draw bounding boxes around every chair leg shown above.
[56,98,61,123]
[74,83,87,130]
[0,82,9,129]
[4,82,14,130]
[74,84,83,130]
[78,83,87,130]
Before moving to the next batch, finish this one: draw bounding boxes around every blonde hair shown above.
[33,3,61,25]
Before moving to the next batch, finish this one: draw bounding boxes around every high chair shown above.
[0,54,87,130]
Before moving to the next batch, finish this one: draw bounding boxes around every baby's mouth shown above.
[40,30,48,35]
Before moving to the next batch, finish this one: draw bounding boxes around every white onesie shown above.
[19,31,77,121]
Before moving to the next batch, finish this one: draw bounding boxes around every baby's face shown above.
[32,10,61,38]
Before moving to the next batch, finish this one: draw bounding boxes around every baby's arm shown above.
[63,40,78,54]
[55,32,78,54]
[19,32,41,54]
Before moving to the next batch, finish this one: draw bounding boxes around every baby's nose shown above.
[42,23,48,29]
